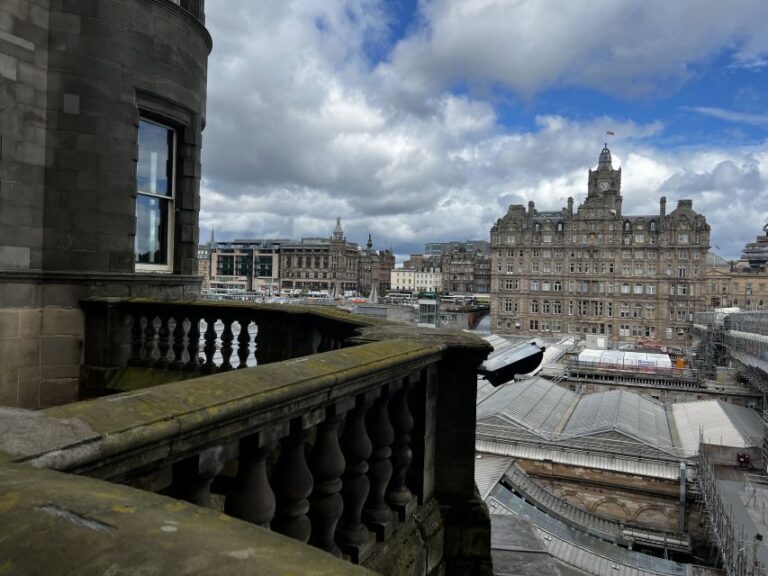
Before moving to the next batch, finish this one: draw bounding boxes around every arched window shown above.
[650,220,657,232]
[534,222,541,233]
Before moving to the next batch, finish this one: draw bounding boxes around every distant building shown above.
[490,145,710,343]
[206,239,286,296]
[280,219,360,295]
[390,268,443,293]
[201,221,392,297]
[358,235,395,298]
[405,241,490,295]
[704,226,768,310]
[198,244,212,294]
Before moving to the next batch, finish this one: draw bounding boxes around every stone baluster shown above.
[201,316,218,374]
[386,377,416,520]
[129,313,144,365]
[272,420,313,543]
[225,434,276,527]
[171,448,227,508]
[171,316,187,369]
[154,314,171,368]
[236,319,251,369]
[251,323,259,366]
[142,314,157,367]
[255,318,271,364]
[219,317,234,372]
[336,395,375,562]
[186,315,202,372]
[363,387,395,540]
[309,405,347,556]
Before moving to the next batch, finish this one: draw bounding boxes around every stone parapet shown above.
[1,298,493,576]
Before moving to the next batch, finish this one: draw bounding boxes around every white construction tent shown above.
[577,349,672,369]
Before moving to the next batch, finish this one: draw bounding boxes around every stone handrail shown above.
[79,297,380,391]
[0,461,373,576]
[1,298,493,576]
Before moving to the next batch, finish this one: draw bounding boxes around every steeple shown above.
[332,217,344,241]
[366,233,373,253]
[597,144,613,171]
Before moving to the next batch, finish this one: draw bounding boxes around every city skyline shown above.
[200,1,768,260]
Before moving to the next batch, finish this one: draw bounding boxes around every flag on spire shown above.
[606,130,615,136]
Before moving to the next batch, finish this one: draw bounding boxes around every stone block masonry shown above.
[0,0,210,407]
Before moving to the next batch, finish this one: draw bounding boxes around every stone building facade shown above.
[280,219,361,295]
[201,222,394,297]
[390,268,443,293]
[404,241,491,295]
[358,234,395,297]
[0,0,210,407]
[490,146,710,344]
[704,226,768,311]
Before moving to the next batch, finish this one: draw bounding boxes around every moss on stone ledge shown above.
[0,463,373,576]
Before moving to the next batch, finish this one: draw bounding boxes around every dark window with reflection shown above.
[135,119,175,267]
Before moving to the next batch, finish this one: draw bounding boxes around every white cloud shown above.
[380,0,768,99]
[199,1,768,259]
[688,106,768,126]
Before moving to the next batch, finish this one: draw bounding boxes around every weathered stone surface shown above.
[0,463,374,576]
[42,307,84,336]
[0,407,97,458]
[0,309,19,338]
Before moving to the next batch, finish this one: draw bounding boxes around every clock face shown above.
[598,180,611,191]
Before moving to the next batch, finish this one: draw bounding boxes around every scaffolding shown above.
[693,310,768,469]
[698,443,767,576]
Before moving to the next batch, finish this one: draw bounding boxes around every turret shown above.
[597,144,613,171]
[332,217,344,241]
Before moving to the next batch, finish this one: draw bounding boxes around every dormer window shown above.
[623,221,632,232]
[650,220,657,232]
[534,223,541,233]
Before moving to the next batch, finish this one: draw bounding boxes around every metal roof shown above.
[474,454,513,500]
[476,378,497,404]
[477,377,576,436]
[476,439,683,480]
[561,390,675,455]
[488,485,689,576]
[670,399,764,454]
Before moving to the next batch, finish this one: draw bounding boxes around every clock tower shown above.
[587,143,622,198]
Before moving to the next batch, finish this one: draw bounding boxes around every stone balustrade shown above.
[79,298,370,393]
[0,298,493,576]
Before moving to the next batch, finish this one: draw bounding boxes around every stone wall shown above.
[0,0,210,408]
[0,0,49,271]
[519,460,682,531]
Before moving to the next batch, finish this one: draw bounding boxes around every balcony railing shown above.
[0,298,493,576]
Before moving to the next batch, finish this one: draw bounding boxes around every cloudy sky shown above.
[199,0,768,261]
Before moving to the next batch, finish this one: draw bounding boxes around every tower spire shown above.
[597,143,613,171]
[332,217,344,240]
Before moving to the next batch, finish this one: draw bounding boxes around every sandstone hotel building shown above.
[490,145,710,344]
